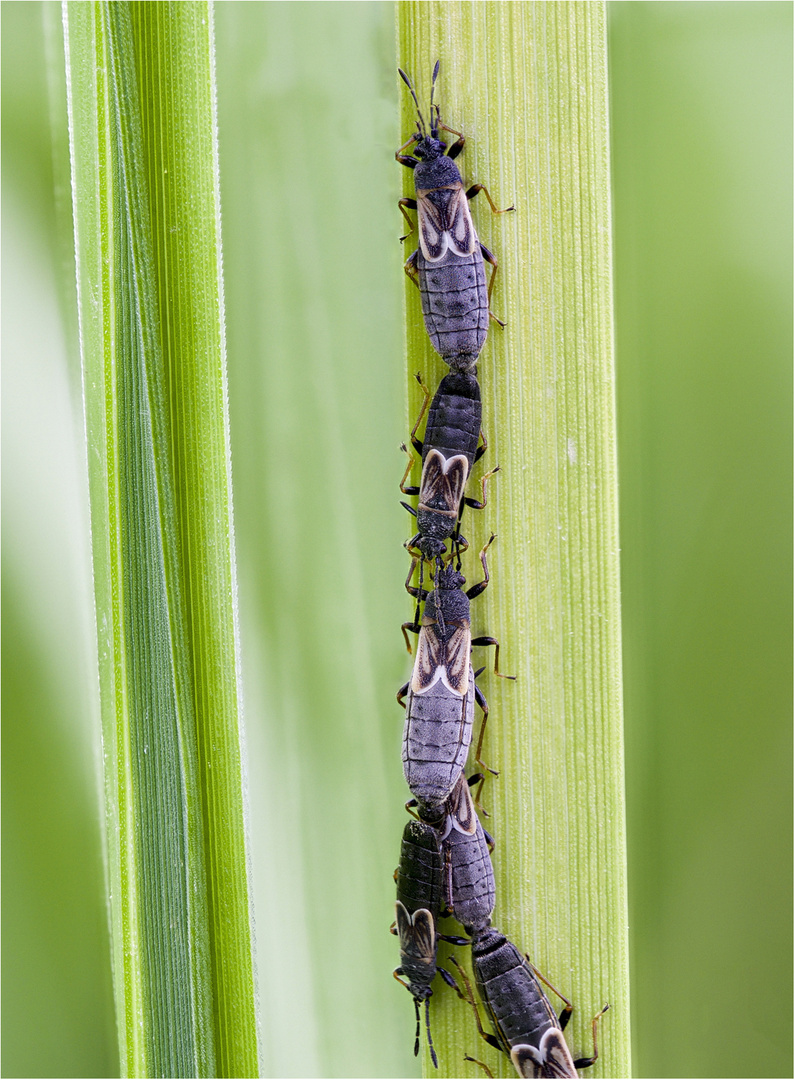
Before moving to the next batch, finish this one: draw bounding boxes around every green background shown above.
[2,2,790,1077]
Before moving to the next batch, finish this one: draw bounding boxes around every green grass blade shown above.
[396,3,630,1077]
[63,3,258,1075]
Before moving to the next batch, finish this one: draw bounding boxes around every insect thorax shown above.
[414,154,464,191]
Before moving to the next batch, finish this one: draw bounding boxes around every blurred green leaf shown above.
[610,3,793,1077]
[63,3,257,1074]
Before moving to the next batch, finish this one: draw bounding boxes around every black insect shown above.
[398,538,513,806]
[396,61,514,371]
[400,371,498,565]
[447,925,609,1078]
[392,818,467,1067]
[415,770,496,934]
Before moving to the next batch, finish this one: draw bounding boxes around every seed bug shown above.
[400,371,499,566]
[396,61,514,371]
[392,818,468,1067]
[398,538,514,805]
[446,926,609,1078]
[415,770,496,933]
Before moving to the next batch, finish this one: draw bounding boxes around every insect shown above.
[447,925,609,1078]
[415,770,496,933]
[400,371,499,566]
[396,62,514,371]
[398,538,513,806]
[392,818,467,1067]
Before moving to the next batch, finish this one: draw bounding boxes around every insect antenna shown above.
[425,996,439,1069]
[398,67,427,137]
[429,60,441,138]
[409,556,425,633]
[451,539,464,573]
[412,998,421,1057]
[433,554,447,638]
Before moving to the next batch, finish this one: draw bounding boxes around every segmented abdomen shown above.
[444,817,495,931]
[472,928,557,1051]
[402,669,475,804]
[423,371,482,467]
[396,819,444,913]
[418,249,488,367]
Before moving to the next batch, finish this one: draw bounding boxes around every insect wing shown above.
[395,902,437,966]
[417,194,450,261]
[511,1029,579,1079]
[509,1046,545,1078]
[417,188,477,261]
[419,450,469,515]
[446,186,477,256]
[439,623,471,695]
[538,1029,578,1078]
[447,771,477,835]
[411,625,444,693]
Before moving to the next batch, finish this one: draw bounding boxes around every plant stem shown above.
[396,3,630,1076]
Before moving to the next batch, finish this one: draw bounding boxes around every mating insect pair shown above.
[393,771,495,1068]
[400,369,498,566]
[394,793,607,1079]
[397,61,514,372]
[398,538,513,807]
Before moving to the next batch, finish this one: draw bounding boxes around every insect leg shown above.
[527,962,574,1025]
[447,530,469,566]
[399,445,420,497]
[572,1004,610,1071]
[444,956,503,1052]
[462,1055,494,1079]
[397,681,410,708]
[465,770,490,818]
[408,371,432,452]
[438,121,466,160]
[473,683,498,777]
[479,243,507,327]
[438,931,469,946]
[398,197,418,242]
[397,444,423,494]
[404,249,420,290]
[403,556,430,646]
[404,555,430,603]
[393,130,419,166]
[465,182,515,216]
[464,465,500,511]
[465,534,497,600]
[473,426,488,465]
[470,636,515,681]
[401,620,422,655]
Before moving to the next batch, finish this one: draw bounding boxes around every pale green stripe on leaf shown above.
[396,3,630,1077]
[63,2,258,1075]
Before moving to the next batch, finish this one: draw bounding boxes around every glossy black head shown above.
[399,61,448,162]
